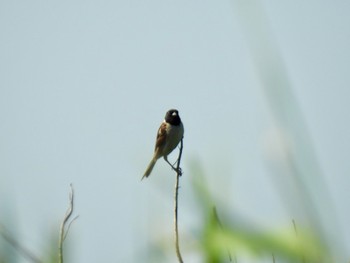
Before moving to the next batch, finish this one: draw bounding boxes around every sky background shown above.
[1,0,350,262]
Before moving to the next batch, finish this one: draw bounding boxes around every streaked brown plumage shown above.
[142,109,184,179]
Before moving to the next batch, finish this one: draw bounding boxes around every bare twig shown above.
[0,223,42,263]
[174,138,184,263]
[63,215,79,241]
[59,184,78,263]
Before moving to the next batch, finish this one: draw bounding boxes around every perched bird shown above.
[142,109,184,179]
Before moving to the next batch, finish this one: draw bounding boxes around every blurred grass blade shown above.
[232,0,343,258]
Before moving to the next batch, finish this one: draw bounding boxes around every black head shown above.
[164,109,181,126]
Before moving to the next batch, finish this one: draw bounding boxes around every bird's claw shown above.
[176,167,183,176]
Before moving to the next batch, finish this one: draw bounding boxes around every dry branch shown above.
[174,138,184,263]
[59,184,78,263]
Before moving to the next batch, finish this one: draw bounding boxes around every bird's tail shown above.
[142,158,157,180]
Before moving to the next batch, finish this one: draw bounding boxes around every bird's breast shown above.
[163,123,184,156]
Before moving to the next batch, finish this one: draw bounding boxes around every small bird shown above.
[142,109,184,179]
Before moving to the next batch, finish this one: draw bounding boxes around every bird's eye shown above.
[171,111,177,116]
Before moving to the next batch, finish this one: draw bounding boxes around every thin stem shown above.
[174,138,184,263]
[59,184,77,263]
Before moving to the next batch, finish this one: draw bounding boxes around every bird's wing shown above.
[155,122,167,152]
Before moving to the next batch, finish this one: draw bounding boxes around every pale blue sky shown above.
[1,1,349,262]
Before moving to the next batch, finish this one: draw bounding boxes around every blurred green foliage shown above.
[190,163,332,263]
